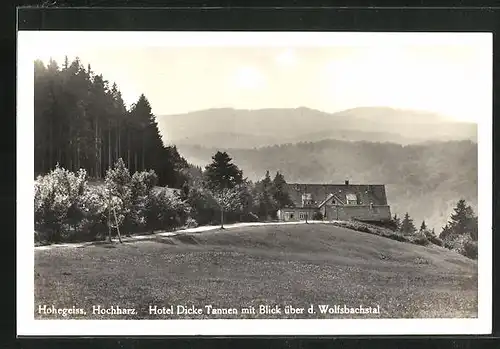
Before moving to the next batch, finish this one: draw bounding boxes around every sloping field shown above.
[34,223,477,319]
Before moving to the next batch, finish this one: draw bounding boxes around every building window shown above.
[299,212,307,220]
[346,193,358,205]
[302,193,312,206]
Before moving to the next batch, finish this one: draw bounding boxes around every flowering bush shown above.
[444,234,477,259]
[145,187,191,231]
[105,158,131,192]
[34,165,87,242]
[186,187,219,225]
[131,170,158,197]
[129,170,158,232]
[105,159,133,232]
[74,184,129,239]
[76,184,108,239]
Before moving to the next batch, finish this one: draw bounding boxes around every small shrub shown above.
[422,230,443,246]
[427,234,443,247]
[387,232,409,242]
[360,219,399,231]
[243,212,260,222]
[185,217,198,228]
[312,211,324,220]
[443,233,467,252]
[384,219,400,231]
[360,226,371,234]
[331,220,410,244]
[463,240,478,259]
[146,187,191,231]
[412,236,430,246]
[410,232,430,246]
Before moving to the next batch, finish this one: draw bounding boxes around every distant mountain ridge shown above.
[157,107,477,148]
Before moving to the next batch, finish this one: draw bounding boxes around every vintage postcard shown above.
[17,31,492,335]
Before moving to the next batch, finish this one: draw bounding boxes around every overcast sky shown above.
[30,32,491,123]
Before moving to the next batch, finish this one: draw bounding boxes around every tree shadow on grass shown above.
[153,237,176,245]
[174,234,199,245]
[77,240,120,249]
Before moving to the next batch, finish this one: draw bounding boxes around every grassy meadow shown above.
[34,223,477,319]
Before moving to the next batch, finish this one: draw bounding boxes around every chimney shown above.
[345,179,349,186]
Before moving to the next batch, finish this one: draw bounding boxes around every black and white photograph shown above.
[17,31,492,335]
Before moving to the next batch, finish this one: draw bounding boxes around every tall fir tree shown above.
[440,223,451,240]
[204,151,243,191]
[419,220,427,233]
[392,214,401,231]
[400,212,416,236]
[440,199,478,243]
[271,171,294,209]
[256,170,277,220]
[448,199,476,236]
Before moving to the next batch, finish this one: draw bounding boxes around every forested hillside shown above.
[177,139,478,231]
[34,58,188,187]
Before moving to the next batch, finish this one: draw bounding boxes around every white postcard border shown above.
[17,31,492,336]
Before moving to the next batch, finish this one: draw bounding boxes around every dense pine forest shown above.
[34,57,188,188]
